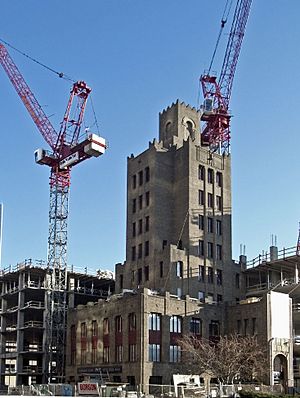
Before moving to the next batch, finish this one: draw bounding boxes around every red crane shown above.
[0,43,106,382]
[200,0,252,153]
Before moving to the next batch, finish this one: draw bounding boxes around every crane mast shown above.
[0,43,106,382]
[200,0,252,153]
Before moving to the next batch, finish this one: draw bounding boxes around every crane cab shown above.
[34,148,55,166]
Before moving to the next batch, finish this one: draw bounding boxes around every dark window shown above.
[176,261,183,278]
[115,345,123,362]
[190,318,202,335]
[209,321,220,337]
[92,320,98,337]
[216,195,222,211]
[132,175,137,189]
[145,191,150,206]
[198,165,205,180]
[252,318,257,335]
[207,267,214,283]
[132,198,136,213]
[103,347,109,363]
[216,220,222,235]
[145,167,150,182]
[199,190,204,205]
[115,316,122,332]
[216,244,222,260]
[199,214,204,230]
[163,240,167,249]
[208,193,214,208]
[244,319,249,336]
[131,246,136,261]
[216,172,222,187]
[103,318,109,334]
[198,240,204,256]
[139,195,143,210]
[138,268,142,284]
[138,244,142,259]
[132,222,136,237]
[138,219,143,234]
[160,261,163,277]
[129,313,136,331]
[145,216,149,232]
[236,273,240,289]
[208,217,214,233]
[217,294,223,303]
[119,274,123,289]
[237,320,241,335]
[129,344,137,362]
[145,241,149,257]
[81,322,87,338]
[216,269,222,285]
[207,242,214,259]
[208,168,214,184]
[138,170,143,186]
[71,325,76,365]
[144,265,149,281]
[198,265,205,282]
[198,291,205,302]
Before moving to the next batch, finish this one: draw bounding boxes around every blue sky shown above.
[0,0,299,271]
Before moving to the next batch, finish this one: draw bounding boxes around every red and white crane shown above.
[0,43,106,382]
[200,0,252,154]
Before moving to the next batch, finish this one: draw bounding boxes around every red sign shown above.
[78,383,99,395]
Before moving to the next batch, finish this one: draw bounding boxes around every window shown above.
[217,294,223,303]
[139,195,143,210]
[176,261,183,278]
[81,349,86,365]
[148,313,161,331]
[207,217,214,233]
[103,346,110,363]
[149,344,160,362]
[131,246,136,261]
[145,216,149,232]
[160,261,163,277]
[115,345,123,362]
[170,315,182,333]
[207,293,214,303]
[199,190,204,205]
[145,241,149,256]
[198,240,204,256]
[131,271,135,282]
[208,168,214,184]
[132,198,136,213]
[163,240,167,249]
[81,322,87,338]
[237,320,242,335]
[198,291,205,303]
[128,313,136,331]
[209,321,220,337]
[92,320,98,337]
[216,172,222,187]
[71,325,76,365]
[145,167,150,182]
[169,345,181,363]
[129,344,137,362]
[145,191,150,206]
[235,273,240,289]
[207,242,214,259]
[190,318,202,335]
[216,220,222,235]
[138,219,143,234]
[132,222,136,237]
[216,269,223,285]
[244,319,249,336]
[198,214,204,230]
[119,274,123,289]
[216,244,222,260]
[207,267,214,283]
[132,175,137,189]
[115,316,122,333]
[138,268,142,284]
[103,318,109,335]
[177,287,182,298]
[144,265,149,281]
[138,170,143,186]
[216,195,222,211]
[198,265,205,282]
[198,165,205,180]
[208,193,214,208]
[252,318,257,335]
[138,243,142,259]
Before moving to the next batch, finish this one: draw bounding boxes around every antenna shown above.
[297,223,300,256]
[0,203,3,268]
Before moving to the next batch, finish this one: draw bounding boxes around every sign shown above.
[78,383,99,395]
[78,366,122,374]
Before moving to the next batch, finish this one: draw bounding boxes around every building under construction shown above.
[0,259,114,387]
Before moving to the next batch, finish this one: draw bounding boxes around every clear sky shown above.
[1,0,299,272]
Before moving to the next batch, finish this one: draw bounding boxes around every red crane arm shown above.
[218,0,252,109]
[0,43,58,150]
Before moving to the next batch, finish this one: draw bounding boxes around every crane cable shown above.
[0,37,75,82]
[207,0,233,74]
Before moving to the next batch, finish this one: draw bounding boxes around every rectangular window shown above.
[132,222,136,237]
[216,244,222,260]
[207,293,214,304]
[170,315,182,333]
[138,219,143,234]
[131,246,136,261]
[128,313,136,331]
[148,344,160,362]
[235,273,240,289]
[81,322,87,338]
[103,318,109,335]
[71,325,76,365]
[92,320,98,337]
[138,170,143,186]
[145,167,150,182]
[216,195,222,211]
[103,346,109,363]
[209,321,220,337]
[216,269,223,285]
[208,168,214,184]
[244,319,249,336]
[177,287,182,298]
[119,274,123,289]
[252,318,257,335]
[115,316,122,333]
[145,241,149,256]
[145,216,149,232]
[190,318,202,335]
[207,242,214,259]
[131,270,135,282]
[208,193,214,208]
[176,261,183,278]
[237,320,241,335]
[138,268,142,284]
[216,172,222,187]
[198,291,205,303]
[148,313,161,331]
[145,191,150,206]
[92,347,97,364]
[129,344,137,362]
[81,349,86,365]
[199,214,204,230]
[144,265,149,281]
[132,198,136,213]
[115,345,123,362]
[169,345,181,363]
[139,195,143,210]
[207,267,214,283]
[132,175,137,189]
[217,294,223,303]
[198,165,205,180]
[160,261,163,277]
[198,240,204,256]
[198,265,205,282]
[207,217,214,233]
[138,243,142,258]
[199,190,204,205]
[216,220,222,235]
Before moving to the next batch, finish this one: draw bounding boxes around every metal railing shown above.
[247,245,297,268]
